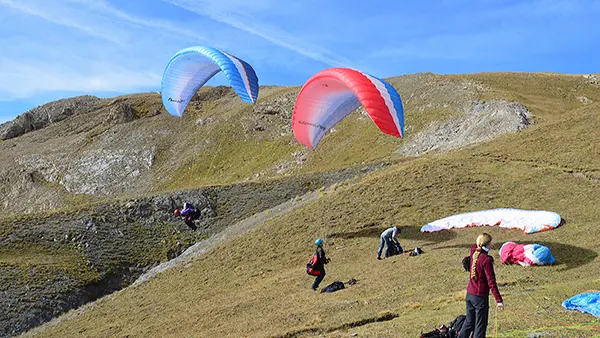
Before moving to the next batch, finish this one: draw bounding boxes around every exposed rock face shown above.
[253,89,299,119]
[397,100,531,156]
[578,96,592,104]
[583,74,599,85]
[106,103,135,124]
[0,96,100,140]
[272,149,309,175]
[241,89,300,137]
[17,147,155,195]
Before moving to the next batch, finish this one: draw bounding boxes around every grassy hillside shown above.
[0,163,386,337]
[1,72,488,336]
[0,73,484,217]
[23,73,600,337]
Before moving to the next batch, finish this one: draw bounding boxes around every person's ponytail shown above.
[470,233,492,280]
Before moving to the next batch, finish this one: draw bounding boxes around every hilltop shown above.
[0,72,599,337]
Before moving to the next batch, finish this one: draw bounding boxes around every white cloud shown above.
[0,0,125,44]
[0,59,161,100]
[0,0,176,101]
[161,0,351,67]
[70,0,212,44]
[0,0,353,105]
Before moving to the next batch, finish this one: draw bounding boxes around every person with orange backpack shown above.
[307,238,330,291]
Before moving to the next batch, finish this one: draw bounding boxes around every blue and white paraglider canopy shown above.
[563,291,600,317]
[161,46,259,117]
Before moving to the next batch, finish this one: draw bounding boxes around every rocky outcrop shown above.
[0,96,101,140]
[238,89,300,137]
[253,89,299,118]
[106,103,135,124]
[17,147,156,195]
[583,74,599,86]
[272,149,309,175]
[397,100,531,156]
[193,86,236,102]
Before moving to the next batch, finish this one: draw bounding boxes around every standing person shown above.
[377,226,400,260]
[310,238,329,291]
[459,233,504,338]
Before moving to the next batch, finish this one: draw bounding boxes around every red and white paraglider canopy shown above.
[292,68,404,149]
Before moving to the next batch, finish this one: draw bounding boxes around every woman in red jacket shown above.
[458,233,504,338]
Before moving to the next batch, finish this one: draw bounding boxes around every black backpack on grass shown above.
[420,328,446,338]
[447,315,466,338]
[320,281,345,293]
[387,240,403,257]
[419,315,466,338]
[409,247,424,256]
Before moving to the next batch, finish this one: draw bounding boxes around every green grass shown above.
[25,72,600,337]
[0,244,100,291]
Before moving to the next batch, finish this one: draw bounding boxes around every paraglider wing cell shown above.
[161,46,259,117]
[292,68,404,148]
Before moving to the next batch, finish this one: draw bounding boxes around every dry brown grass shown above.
[23,73,600,337]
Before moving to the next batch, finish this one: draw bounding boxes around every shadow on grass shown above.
[277,311,398,338]
[401,225,457,244]
[328,226,383,239]
[328,225,456,245]
[434,241,597,272]
[536,241,597,272]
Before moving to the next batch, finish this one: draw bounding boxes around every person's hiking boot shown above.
[377,256,382,260]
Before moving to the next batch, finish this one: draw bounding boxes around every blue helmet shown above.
[315,238,323,246]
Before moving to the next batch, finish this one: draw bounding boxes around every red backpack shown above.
[306,253,321,276]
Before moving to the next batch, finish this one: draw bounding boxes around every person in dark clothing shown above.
[174,202,200,230]
[458,233,504,338]
[311,238,330,291]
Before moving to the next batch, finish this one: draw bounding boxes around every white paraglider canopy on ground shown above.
[420,208,562,234]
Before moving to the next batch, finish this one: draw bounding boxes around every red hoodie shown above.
[466,244,503,303]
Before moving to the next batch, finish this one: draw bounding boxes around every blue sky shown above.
[1,0,599,123]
